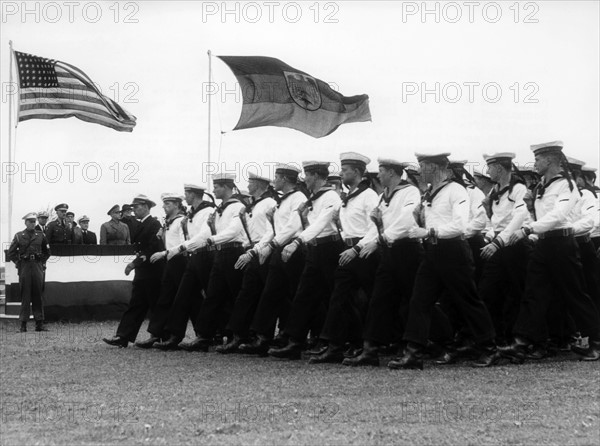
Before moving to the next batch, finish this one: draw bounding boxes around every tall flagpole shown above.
[207,50,212,189]
[7,40,15,240]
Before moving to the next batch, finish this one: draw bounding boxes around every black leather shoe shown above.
[472,350,502,368]
[215,339,242,354]
[341,351,379,367]
[268,342,302,360]
[525,345,549,360]
[135,336,160,349]
[308,348,344,364]
[239,339,270,356]
[434,350,459,365]
[498,343,526,364]
[304,343,328,356]
[343,346,362,359]
[573,341,600,361]
[154,335,183,351]
[178,337,210,352]
[388,344,424,370]
[102,336,128,348]
[19,322,27,333]
[35,322,48,332]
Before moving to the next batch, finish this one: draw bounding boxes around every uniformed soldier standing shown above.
[268,160,344,359]
[581,166,600,250]
[388,152,498,370]
[78,216,98,245]
[501,141,600,362]
[100,205,131,245]
[238,163,307,355]
[216,173,278,353]
[35,211,49,233]
[45,203,74,244]
[8,213,51,332]
[103,195,164,347]
[120,204,140,237]
[154,184,216,350]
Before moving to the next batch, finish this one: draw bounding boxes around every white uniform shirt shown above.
[211,199,247,245]
[489,182,531,245]
[243,196,277,244]
[162,214,186,251]
[465,186,487,237]
[182,203,217,252]
[298,188,342,243]
[339,186,379,239]
[530,176,578,234]
[257,189,306,247]
[569,188,599,236]
[425,181,469,238]
[359,184,421,247]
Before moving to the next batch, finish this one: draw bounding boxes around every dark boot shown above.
[308,345,345,364]
[472,344,502,368]
[342,341,379,367]
[135,336,160,349]
[268,339,303,360]
[239,337,271,356]
[215,336,243,354]
[573,340,600,361]
[154,335,184,351]
[178,336,209,352]
[19,321,27,333]
[35,321,48,332]
[498,337,529,364]
[388,343,424,370]
[102,336,128,348]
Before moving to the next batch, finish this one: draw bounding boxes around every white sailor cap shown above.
[37,211,49,218]
[377,157,413,169]
[211,173,237,185]
[248,172,271,183]
[327,172,342,181]
[415,152,451,164]
[566,156,586,169]
[23,212,37,221]
[274,163,302,177]
[531,141,564,155]
[78,215,90,223]
[184,183,208,192]
[449,159,468,167]
[483,152,516,165]
[302,161,330,173]
[161,192,183,203]
[340,152,371,168]
[582,166,597,173]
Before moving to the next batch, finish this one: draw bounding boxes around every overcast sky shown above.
[1,1,599,244]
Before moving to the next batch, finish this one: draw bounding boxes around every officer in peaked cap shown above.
[7,212,51,332]
[77,215,97,245]
[35,211,49,233]
[120,203,139,237]
[501,141,600,362]
[45,203,74,244]
[103,194,164,348]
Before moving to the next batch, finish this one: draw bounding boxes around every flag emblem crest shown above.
[283,71,322,111]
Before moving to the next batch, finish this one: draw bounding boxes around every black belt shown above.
[575,234,591,243]
[344,237,362,247]
[424,235,465,245]
[386,238,422,248]
[307,234,341,246]
[189,246,213,255]
[214,241,243,251]
[20,254,42,262]
[538,228,574,239]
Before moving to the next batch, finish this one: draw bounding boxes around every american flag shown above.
[14,50,136,132]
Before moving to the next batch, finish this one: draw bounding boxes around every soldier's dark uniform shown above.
[45,218,73,244]
[7,214,51,331]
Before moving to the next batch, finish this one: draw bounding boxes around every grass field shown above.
[0,320,598,445]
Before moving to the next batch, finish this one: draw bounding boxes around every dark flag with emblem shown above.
[218,56,371,138]
[13,50,136,132]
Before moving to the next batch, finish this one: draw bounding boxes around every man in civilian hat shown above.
[341,156,422,367]
[7,212,51,332]
[120,203,140,236]
[309,152,380,365]
[501,141,600,362]
[100,205,130,245]
[103,195,164,347]
[35,211,49,233]
[388,151,498,370]
[268,160,344,360]
[477,152,531,348]
[238,163,308,356]
[177,173,247,351]
[216,172,279,353]
[45,203,74,244]
[77,216,97,245]
[154,183,216,350]
[135,193,187,348]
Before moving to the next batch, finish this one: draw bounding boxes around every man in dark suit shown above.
[120,204,140,237]
[76,216,97,245]
[35,211,49,233]
[103,195,164,347]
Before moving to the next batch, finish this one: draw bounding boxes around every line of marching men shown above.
[102,140,600,369]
